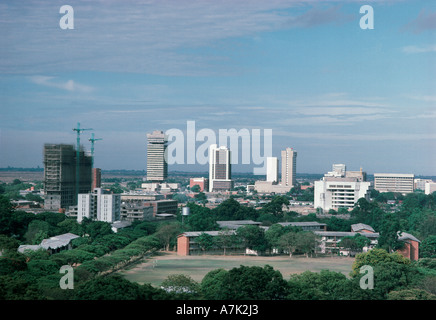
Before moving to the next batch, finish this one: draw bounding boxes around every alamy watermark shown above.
[59,5,374,31]
[359,265,374,290]
[59,265,74,290]
[165,121,272,175]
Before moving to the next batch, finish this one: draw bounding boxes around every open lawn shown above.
[118,252,355,287]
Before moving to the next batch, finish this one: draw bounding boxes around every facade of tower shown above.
[43,144,92,211]
[209,144,233,192]
[281,147,297,187]
[146,130,168,182]
[266,157,279,183]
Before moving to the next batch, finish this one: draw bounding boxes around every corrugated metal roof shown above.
[40,233,79,250]
[181,230,236,237]
[351,223,375,233]
[314,231,379,238]
[279,222,327,227]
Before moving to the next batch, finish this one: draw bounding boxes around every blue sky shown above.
[0,0,435,175]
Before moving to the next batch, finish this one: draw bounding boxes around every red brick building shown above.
[189,177,209,192]
[397,232,420,261]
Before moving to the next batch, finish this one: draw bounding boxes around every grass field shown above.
[118,252,355,287]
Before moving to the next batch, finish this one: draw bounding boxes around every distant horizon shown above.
[1,166,436,179]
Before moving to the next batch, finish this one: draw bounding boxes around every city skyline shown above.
[1,1,436,175]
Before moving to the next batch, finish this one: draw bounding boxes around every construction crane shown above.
[89,133,103,169]
[73,122,93,202]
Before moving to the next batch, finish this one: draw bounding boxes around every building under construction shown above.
[43,144,92,211]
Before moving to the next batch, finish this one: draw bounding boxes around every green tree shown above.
[161,274,201,298]
[0,251,27,275]
[296,232,317,257]
[287,270,350,300]
[261,195,289,217]
[278,232,298,257]
[82,219,113,239]
[190,184,201,193]
[93,234,131,251]
[24,220,50,244]
[0,234,20,253]
[351,248,411,277]
[212,197,258,221]
[387,288,436,300]
[237,225,268,253]
[26,259,59,278]
[24,193,43,203]
[57,218,84,236]
[196,233,215,253]
[350,248,419,299]
[74,274,144,300]
[184,203,217,231]
[194,192,207,203]
[215,229,239,255]
[377,212,404,252]
[420,235,436,258]
[201,268,229,299]
[0,195,34,238]
[154,223,182,251]
[338,234,371,255]
[215,265,288,300]
[264,224,285,253]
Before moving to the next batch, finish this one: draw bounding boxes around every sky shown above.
[0,0,435,175]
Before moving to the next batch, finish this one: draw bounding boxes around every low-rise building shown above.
[254,181,292,194]
[143,199,178,217]
[314,230,379,255]
[397,232,420,261]
[374,173,414,194]
[120,203,154,221]
[190,177,209,192]
[278,221,327,232]
[18,233,79,255]
[141,182,180,193]
[425,181,436,195]
[177,230,240,256]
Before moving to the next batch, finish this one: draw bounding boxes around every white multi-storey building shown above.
[266,157,279,183]
[425,181,436,195]
[374,173,414,194]
[314,164,371,211]
[281,147,297,187]
[77,188,121,223]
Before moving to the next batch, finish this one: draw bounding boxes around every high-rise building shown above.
[209,144,233,192]
[281,147,297,187]
[92,168,101,189]
[266,157,279,183]
[43,144,92,211]
[146,130,168,182]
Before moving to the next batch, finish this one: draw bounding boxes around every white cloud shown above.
[402,45,436,54]
[0,0,371,76]
[29,76,94,93]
